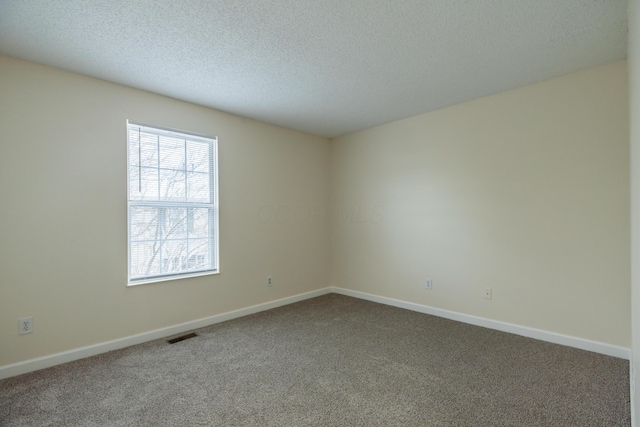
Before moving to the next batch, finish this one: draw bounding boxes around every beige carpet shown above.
[0,294,631,426]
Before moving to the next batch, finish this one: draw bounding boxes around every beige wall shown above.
[0,54,630,369]
[331,61,630,347]
[0,55,330,366]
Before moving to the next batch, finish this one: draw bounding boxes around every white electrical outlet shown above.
[19,317,33,335]
[425,278,432,290]
[484,288,492,300]
[267,276,273,287]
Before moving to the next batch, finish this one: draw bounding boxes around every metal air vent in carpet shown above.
[167,332,198,344]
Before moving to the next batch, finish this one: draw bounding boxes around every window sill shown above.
[127,269,220,287]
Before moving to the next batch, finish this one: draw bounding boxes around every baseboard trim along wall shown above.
[0,288,332,380]
[0,286,630,380]
[331,287,631,360]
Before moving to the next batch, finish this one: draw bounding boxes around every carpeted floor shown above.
[0,294,631,426]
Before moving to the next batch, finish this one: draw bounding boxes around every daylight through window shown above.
[127,121,218,284]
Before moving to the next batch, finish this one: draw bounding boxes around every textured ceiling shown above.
[0,0,629,138]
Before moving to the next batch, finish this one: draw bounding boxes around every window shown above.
[127,121,218,285]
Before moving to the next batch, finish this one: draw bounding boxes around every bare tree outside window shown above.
[127,122,218,284]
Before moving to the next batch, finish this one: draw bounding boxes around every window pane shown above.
[128,130,140,165]
[128,165,140,199]
[130,241,162,278]
[187,238,210,270]
[142,167,160,200]
[189,208,210,238]
[187,172,210,202]
[130,206,160,242]
[187,140,209,173]
[129,166,160,201]
[159,136,185,170]
[161,239,187,274]
[166,208,187,239]
[160,169,186,201]
[139,132,158,167]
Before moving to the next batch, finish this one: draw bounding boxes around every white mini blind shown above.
[127,121,218,284]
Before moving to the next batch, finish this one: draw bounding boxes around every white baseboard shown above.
[1,285,629,380]
[330,287,631,360]
[0,288,332,380]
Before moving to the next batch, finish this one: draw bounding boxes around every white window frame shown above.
[126,120,219,286]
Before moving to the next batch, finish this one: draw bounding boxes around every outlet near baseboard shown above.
[425,278,432,290]
[19,317,33,335]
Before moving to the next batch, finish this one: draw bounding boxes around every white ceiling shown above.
[0,1,629,138]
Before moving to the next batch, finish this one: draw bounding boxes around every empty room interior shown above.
[2,0,640,425]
